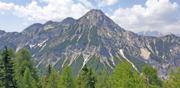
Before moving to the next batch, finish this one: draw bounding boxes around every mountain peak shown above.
[78,9,116,27]
[86,9,104,16]
[80,9,105,20]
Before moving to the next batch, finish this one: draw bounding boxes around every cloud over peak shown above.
[111,0,180,33]
[0,0,179,34]
[0,0,90,21]
[100,0,118,6]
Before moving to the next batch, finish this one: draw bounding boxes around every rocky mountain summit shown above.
[0,9,179,78]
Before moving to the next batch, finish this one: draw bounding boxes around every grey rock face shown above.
[0,9,179,78]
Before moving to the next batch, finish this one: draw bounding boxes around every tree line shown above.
[0,47,180,88]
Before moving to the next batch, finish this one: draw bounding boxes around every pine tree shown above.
[46,68,59,88]
[43,64,52,88]
[23,67,38,88]
[47,64,52,77]
[41,64,53,88]
[76,65,96,88]
[41,64,59,88]
[142,65,162,87]
[14,48,38,88]
[1,47,16,88]
[0,53,4,87]
[164,67,180,88]
[58,65,74,88]
[95,70,111,88]
[111,61,146,88]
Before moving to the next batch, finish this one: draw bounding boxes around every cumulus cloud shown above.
[111,0,180,33]
[0,0,180,34]
[0,0,118,21]
[0,0,90,21]
[0,1,14,10]
[100,0,118,6]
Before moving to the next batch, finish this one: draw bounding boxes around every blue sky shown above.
[0,0,180,34]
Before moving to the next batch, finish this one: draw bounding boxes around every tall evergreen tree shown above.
[22,67,38,88]
[41,64,53,88]
[46,68,59,88]
[142,65,162,88]
[76,65,96,88]
[58,65,74,88]
[95,70,111,88]
[164,67,180,88]
[1,47,16,88]
[14,48,38,88]
[110,61,146,88]
[47,64,52,77]
[41,64,59,88]
[0,53,4,87]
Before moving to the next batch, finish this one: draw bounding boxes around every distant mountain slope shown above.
[138,31,180,37]
[0,9,179,78]
[137,31,164,37]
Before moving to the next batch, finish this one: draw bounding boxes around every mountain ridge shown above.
[0,9,179,78]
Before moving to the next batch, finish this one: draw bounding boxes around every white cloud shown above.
[111,0,180,34]
[0,0,180,34]
[78,0,94,9]
[100,0,118,6]
[0,0,118,22]
[0,0,90,21]
[0,1,14,10]
[96,0,119,8]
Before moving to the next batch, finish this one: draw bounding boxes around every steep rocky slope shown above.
[0,9,179,78]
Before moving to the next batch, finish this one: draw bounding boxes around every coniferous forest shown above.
[0,47,180,88]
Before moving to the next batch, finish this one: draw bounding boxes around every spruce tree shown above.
[41,64,59,88]
[46,68,59,88]
[76,65,96,88]
[1,46,16,88]
[47,64,52,77]
[95,70,111,88]
[142,65,162,87]
[23,67,38,88]
[58,65,74,88]
[111,61,146,88]
[14,48,38,88]
[164,67,180,88]
[0,53,4,87]
[41,64,53,88]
